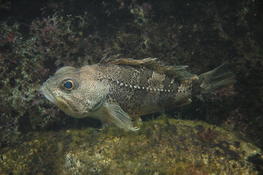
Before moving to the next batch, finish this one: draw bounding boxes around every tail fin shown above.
[198,63,236,94]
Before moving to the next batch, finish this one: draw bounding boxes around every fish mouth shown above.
[40,85,56,104]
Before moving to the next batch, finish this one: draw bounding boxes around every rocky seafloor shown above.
[1,119,262,174]
[0,0,263,174]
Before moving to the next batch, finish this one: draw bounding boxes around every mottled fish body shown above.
[41,58,235,130]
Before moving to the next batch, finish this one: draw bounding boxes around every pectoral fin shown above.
[102,103,139,131]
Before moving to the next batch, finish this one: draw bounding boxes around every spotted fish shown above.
[40,58,235,131]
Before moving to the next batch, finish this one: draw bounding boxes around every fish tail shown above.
[197,63,236,94]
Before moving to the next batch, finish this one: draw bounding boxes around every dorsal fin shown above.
[107,57,197,81]
[108,57,158,66]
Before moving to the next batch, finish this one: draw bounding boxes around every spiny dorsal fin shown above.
[108,57,157,66]
[99,54,121,64]
[107,57,196,81]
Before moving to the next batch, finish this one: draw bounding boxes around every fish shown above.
[40,58,235,131]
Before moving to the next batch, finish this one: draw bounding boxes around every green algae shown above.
[0,119,261,175]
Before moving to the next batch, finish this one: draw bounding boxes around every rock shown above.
[0,119,262,175]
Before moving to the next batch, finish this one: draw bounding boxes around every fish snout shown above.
[40,85,57,104]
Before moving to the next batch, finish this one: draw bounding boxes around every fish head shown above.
[40,65,109,118]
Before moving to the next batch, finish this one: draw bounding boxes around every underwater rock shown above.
[0,119,262,175]
[1,0,263,152]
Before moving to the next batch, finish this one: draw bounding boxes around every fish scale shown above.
[98,64,179,116]
[41,58,235,131]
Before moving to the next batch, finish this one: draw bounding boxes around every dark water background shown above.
[0,0,263,174]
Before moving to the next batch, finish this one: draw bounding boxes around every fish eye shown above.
[61,79,76,91]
